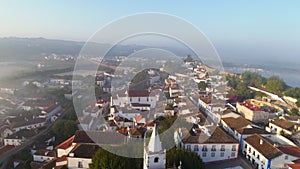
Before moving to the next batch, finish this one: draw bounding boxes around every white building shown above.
[67,144,99,169]
[112,90,158,109]
[33,150,56,162]
[266,119,299,135]
[144,126,166,169]
[177,127,239,163]
[243,134,300,169]
[4,129,35,146]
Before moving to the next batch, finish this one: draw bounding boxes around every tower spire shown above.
[148,124,162,153]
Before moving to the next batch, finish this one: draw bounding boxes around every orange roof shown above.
[0,145,15,156]
[55,135,75,149]
[288,164,300,169]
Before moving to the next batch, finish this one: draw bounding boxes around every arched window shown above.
[154,157,159,163]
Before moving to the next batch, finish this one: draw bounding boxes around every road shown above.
[0,107,71,169]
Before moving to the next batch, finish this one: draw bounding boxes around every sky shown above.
[1,0,300,65]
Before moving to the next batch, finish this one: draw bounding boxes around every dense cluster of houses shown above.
[1,58,300,169]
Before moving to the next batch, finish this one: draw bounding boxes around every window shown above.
[202,152,207,157]
[202,145,208,151]
[232,145,237,151]
[257,154,260,160]
[186,145,191,151]
[253,151,255,156]
[244,144,247,149]
[147,97,149,102]
[211,145,216,151]
[211,152,215,157]
[220,145,225,151]
[231,152,236,157]
[78,162,83,168]
[138,98,141,102]
[220,152,224,157]
[154,157,159,163]
[285,155,288,160]
[194,145,199,151]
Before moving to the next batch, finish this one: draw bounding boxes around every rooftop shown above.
[182,127,238,144]
[6,129,36,139]
[270,119,296,131]
[73,130,127,145]
[55,135,74,149]
[236,127,270,135]
[222,116,252,130]
[69,144,99,158]
[278,146,300,158]
[244,134,282,160]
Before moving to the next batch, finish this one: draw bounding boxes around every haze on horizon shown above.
[0,0,300,86]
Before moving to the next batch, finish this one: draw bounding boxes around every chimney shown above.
[260,139,263,145]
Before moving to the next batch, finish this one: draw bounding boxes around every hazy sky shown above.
[1,0,300,64]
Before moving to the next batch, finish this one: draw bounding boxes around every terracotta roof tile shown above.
[270,119,295,131]
[244,134,282,159]
[222,116,252,130]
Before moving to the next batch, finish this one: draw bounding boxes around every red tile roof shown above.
[287,163,300,169]
[244,134,282,160]
[128,90,149,97]
[222,116,252,130]
[55,135,75,150]
[0,145,15,156]
[270,119,295,131]
[278,146,300,158]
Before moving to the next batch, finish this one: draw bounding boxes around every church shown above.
[143,126,166,169]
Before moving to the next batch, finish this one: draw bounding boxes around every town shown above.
[0,54,300,169]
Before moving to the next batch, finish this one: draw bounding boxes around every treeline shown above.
[226,71,300,108]
[89,146,205,169]
[226,72,288,99]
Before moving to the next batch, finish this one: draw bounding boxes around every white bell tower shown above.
[143,125,166,169]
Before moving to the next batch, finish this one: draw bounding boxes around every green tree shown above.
[184,54,194,62]
[166,147,205,169]
[226,75,240,89]
[198,81,207,91]
[234,83,254,99]
[52,120,78,142]
[63,107,78,121]
[241,72,266,87]
[290,108,299,115]
[285,87,300,98]
[266,76,287,94]
[89,147,142,169]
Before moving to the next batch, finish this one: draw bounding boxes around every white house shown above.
[112,90,158,109]
[4,129,35,146]
[243,134,300,169]
[39,104,62,120]
[177,127,239,163]
[9,117,46,132]
[266,119,299,135]
[67,144,99,169]
[33,150,56,162]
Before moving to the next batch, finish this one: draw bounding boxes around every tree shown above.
[285,87,300,98]
[166,147,205,169]
[52,120,78,142]
[234,83,254,99]
[184,54,194,62]
[290,108,299,115]
[89,146,142,169]
[265,76,287,94]
[241,72,266,87]
[63,107,78,121]
[198,81,207,91]
[226,75,240,89]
